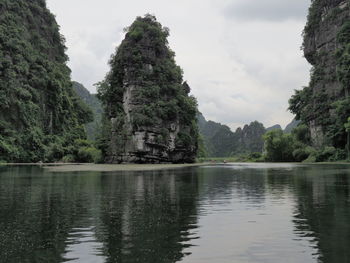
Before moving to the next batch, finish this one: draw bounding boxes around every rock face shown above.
[289,0,350,148]
[304,0,350,146]
[98,15,198,163]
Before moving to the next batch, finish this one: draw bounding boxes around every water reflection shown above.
[0,164,349,262]
[0,166,200,263]
[96,169,199,263]
[288,165,350,263]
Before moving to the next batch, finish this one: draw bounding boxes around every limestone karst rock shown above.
[0,0,92,162]
[98,15,198,163]
[289,0,350,148]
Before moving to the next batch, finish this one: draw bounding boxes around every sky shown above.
[46,0,311,130]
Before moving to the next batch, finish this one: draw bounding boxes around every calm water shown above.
[0,164,350,263]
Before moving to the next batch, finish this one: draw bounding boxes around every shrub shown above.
[316,146,337,162]
[62,154,75,163]
[76,147,102,163]
[333,149,347,161]
[303,154,317,163]
[45,142,64,162]
[292,148,310,162]
[249,152,262,159]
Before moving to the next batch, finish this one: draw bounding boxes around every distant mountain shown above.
[197,113,235,157]
[266,124,282,132]
[234,121,266,154]
[284,119,301,133]
[73,82,102,140]
[266,120,301,134]
[197,113,266,157]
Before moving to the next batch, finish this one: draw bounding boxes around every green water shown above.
[0,163,349,263]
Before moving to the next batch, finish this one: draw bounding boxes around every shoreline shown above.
[2,161,350,173]
[35,163,211,172]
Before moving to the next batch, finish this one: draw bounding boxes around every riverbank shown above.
[41,163,210,172]
[2,161,349,173]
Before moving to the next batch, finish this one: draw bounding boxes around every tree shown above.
[344,117,350,160]
[263,130,295,162]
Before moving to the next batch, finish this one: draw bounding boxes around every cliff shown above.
[0,0,92,162]
[289,0,350,148]
[97,15,198,163]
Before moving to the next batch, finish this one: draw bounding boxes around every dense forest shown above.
[0,0,98,163]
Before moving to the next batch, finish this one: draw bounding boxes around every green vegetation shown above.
[262,124,347,162]
[198,113,266,158]
[336,21,350,97]
[263,130,296,162]
[97,15,198,162]
[344,117,350,159]
[0,0,98,163]
[288,0,350,162]
[1,1,347,164]
[303,0,322,37]
[72,81,102,140]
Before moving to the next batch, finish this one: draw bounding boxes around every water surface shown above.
[0,163,349,263]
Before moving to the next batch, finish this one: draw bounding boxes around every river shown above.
[0,163,349,263]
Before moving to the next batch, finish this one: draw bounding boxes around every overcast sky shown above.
[46,0,311,130]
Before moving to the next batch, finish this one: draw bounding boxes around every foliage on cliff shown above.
[97,15,198,162]
[289,0,350,153]
[0,0,93,162]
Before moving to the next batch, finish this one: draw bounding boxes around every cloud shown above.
[223,0,310,22]
[46,0,311,130]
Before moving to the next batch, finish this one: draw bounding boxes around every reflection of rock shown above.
[98,169,200,262]
[291,166,350,263]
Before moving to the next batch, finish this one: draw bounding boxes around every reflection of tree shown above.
[290,165,350,263]
[0,166,100,262]
[97,168,200,263]
[0,166,201,263]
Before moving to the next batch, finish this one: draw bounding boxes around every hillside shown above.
[198,113,266,157]
[72,82,102,140]
[0,0,92,162]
